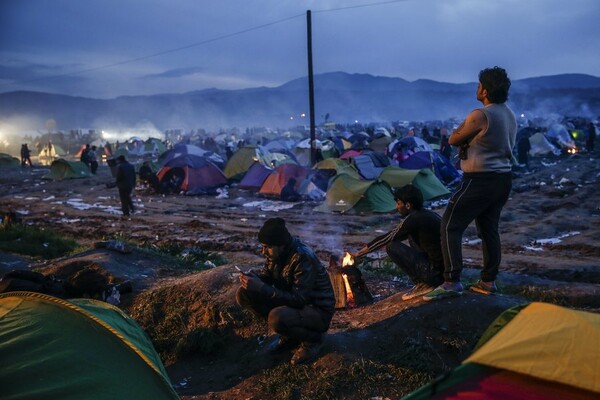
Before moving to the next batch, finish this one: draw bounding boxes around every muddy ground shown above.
[1,151,599,399]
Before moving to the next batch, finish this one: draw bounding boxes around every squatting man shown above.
[236,217,335,365]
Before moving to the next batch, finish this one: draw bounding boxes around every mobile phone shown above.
[234,266,246,275]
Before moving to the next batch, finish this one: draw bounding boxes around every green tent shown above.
[44,159,91,180]
[315,173,396,213]
[224,145,259,180]
[379,166,449,200]
[313,158,360,179]
[0,291,180,400]
[0,153,20,169]
[403,302,600,399]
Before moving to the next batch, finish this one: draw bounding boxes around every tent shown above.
[313,158,361,180]
[398,151,461,185]
[224,145,260,180]
[315,173,396,213]
[0,153,20,169]
[0,291,180,400]
[546,124,576,150]
[259,163,308,197]
[403,302,600,399]
[379,167,450,200]
[529,132,560,156]
[238,161,272,190]
[44,159,91,180]
[350,151,391,180]
[38,143,66,159]
[158,144,224,169]
[157,154,227,195]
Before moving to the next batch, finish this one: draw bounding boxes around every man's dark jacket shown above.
[257,237,335,315]
[116,160,136,189]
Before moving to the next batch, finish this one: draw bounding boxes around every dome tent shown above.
[0,291,179,400]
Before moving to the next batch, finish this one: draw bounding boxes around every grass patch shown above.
[0,223,79,259]
[257,357,431,400]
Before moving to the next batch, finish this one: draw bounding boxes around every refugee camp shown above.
[1,1,599,399]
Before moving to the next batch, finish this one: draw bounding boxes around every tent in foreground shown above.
[403,302,600,399]
[0,291,179,400]
[43,159,91,180]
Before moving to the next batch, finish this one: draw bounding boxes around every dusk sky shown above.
[1,0,599,99]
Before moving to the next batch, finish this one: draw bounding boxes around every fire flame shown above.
[341,252,356,307]
[567,147,578,154]
[342,273,355,307]
[342,252,354,267]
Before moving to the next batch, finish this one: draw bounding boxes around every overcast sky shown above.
[1,0,599,99]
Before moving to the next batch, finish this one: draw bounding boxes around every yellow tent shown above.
[404,302,600,399]
[466,302,600,394]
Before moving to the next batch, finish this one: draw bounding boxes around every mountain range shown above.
[1,72,599,132]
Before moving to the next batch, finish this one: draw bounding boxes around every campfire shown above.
[328,252,373,309]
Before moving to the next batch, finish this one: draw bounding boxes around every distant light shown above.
[520,113,525,118]
[300,113,306,118]
[355,120,359,124]
[572,131,579,139]
[290,116,294,120]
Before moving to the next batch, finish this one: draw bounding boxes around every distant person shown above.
[89,146,99,174]
[80,144,91,169]
[350,185,444,300]
[236,218,335,365]
[424,66,517,301]
[517,135,531,167]
[20,144,32,168]
[280,177,301,202]
[115,155,136,218]
[440,133,452,160]
[587,121,596,152]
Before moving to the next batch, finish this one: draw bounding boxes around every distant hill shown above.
[1,72,599,131]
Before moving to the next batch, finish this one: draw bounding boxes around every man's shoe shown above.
[291,341,322,365]
[402,283,435,301]
[469,280,497,295]
[423,282,464,301]
[268,335,299,354]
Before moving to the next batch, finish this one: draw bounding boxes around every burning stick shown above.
[341,252,356,307]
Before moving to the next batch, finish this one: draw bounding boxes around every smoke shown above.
[91,118,165,142]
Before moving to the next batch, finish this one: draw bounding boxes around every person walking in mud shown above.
[350,185,444,300]
[115,155,136,218]
[236,217,335,365]
[424,66,517,301]
[20,144,32,168]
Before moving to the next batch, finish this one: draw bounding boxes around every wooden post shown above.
[307,10,316,166]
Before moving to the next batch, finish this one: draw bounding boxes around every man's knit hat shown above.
[258,217,291,246]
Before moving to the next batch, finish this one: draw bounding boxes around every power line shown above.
[3,0,413,89]
[2,13,305,88]
[313,0,410,14]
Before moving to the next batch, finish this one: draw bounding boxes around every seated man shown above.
[236,218,335,365]
[350,185,444,300]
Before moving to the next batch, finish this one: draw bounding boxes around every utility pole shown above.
[307,10,316,165]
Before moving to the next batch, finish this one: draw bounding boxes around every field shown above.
[1,151,599,399]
